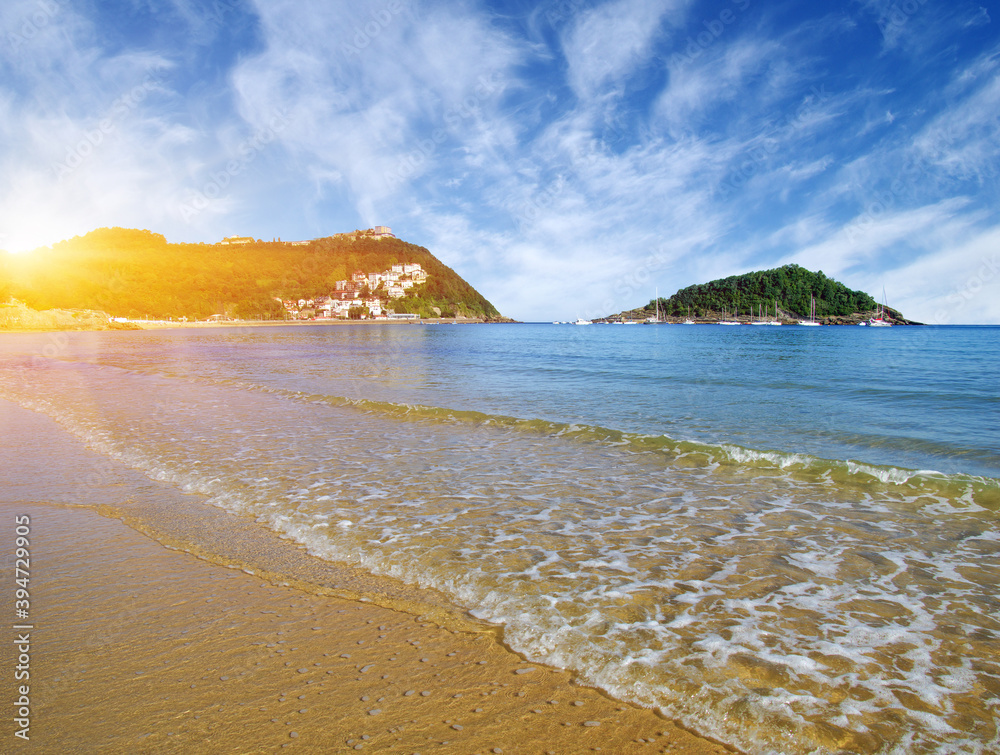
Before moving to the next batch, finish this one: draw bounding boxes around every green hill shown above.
[0,227,502,321]
[612,265,909,323]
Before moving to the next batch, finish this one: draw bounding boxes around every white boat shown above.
[574,318,592,325]
[868,287,892,327]
[718,306,740,325]
[799,295,821,326]
[648,287,660,324]
[683,319,695,325]
[766,300,782,325]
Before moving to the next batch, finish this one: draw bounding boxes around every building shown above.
[219,235,254,245]
[371,226,393,238]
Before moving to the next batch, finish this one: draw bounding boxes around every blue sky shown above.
[1,0,998,322]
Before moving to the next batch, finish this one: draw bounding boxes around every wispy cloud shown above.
[561,0,688,101]
[1,0,997,322]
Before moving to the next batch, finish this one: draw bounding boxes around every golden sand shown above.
[0,397,734,753]
[0,500,735,754]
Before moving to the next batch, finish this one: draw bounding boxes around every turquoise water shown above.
[1,323,998,754]
[58,322,998,477]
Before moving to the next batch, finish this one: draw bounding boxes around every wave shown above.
[249,385,1000,512]
[5,352,998,510]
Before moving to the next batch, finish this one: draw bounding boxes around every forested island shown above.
[603,265,917,325]
[0,227,503,324]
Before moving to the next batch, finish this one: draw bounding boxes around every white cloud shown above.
[911,52,1000,182]
[232,0,525,226]
[657,36,782,132]
[562,0,688,101]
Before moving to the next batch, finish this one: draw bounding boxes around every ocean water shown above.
[1,322,998,754]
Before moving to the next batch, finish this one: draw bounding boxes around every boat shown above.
[718,305,740,325]
[868,287,892,327]
[574,318,592,325]
[647,287,660,324]
[799,295,821,326]
[683,304,695,324]
[766,300,782,325]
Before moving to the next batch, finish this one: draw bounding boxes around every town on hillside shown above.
[217,227,428,320]
[279,261,427,321]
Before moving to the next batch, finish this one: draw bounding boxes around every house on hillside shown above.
[219,235,254,245]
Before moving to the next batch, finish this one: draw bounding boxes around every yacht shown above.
[798,295,821,326]
[868,288,892,327]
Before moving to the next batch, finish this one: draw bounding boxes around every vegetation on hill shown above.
[0,299,138,331]
[0,227,501,321]
[639,265,900,321]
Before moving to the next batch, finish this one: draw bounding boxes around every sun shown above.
[1,222,69,256]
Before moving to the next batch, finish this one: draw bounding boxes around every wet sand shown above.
[0,402,734,754]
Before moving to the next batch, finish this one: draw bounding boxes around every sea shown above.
[1,322,998,754]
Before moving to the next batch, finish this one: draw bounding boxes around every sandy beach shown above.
[1,401,734,754]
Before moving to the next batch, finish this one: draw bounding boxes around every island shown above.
[599,265,918,325]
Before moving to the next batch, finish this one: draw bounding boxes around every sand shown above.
[0,402,735,754]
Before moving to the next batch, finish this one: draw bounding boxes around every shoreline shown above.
[0,316,508,334]
[1,300,516,332]
[0,400,735,754]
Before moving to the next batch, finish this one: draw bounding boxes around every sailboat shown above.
[868,287,892,327]
[767,300,782,325]
[647,288,660,323]
[683,304,695,325]
[718,305,740,325]
[798,295,821,326]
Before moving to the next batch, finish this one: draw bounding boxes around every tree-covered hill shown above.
[0,227,502,321]
[613,265,909,323]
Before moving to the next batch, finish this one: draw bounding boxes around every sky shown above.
[1,0,998,323]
